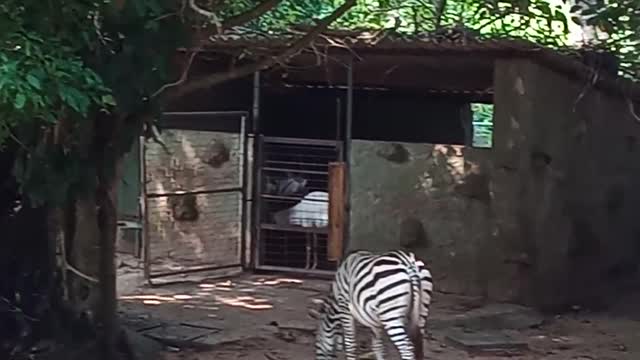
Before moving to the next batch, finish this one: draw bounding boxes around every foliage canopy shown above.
[0,0,638,205]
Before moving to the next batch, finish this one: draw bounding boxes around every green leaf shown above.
[59,85,90,114]
[101,94,117,106]
[26,73,41,89]
[14,93,26,109]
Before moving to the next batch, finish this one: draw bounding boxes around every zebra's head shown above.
[310,296,343,359]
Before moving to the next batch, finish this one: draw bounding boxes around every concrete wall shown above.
[145,129,248,273]
[349,141,495,295]
[492,59,640,309]
[349,60,640,309]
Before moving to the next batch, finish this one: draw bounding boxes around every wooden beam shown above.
[328,162,346,261]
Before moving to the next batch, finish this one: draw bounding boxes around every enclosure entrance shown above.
[143,111,249,281]
[254,136,342,274]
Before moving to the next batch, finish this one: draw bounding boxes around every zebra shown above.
[311,249,433,360]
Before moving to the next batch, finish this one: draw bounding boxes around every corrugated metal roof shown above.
[200,26,543,53]
[190,26,640,101]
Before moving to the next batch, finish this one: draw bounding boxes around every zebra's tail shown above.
[408,253,424,359]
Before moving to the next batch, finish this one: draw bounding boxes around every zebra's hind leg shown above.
[339,314,358,360]
[383,322,416,360]
[371,328,386,360]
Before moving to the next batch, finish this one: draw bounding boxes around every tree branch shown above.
[151,51,198,98]
[222,0,283,30]
[434,0,448,29]
[189,0,223,32]
[170,0,357,100]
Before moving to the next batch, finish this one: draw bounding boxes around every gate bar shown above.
[143,111,251,283]
[148,263,241,279]
[343,57,353,256]
[250,71,262,270]
[146,186,243,198]
[240,114,249,268]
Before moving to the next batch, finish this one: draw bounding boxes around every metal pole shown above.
[239,114,249,269]
[343,57,353,257]
[250,71,262,269]
[140,135,152,284]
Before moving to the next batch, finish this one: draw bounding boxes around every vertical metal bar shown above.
[140,136,152,284]
[136,136,144,258]
[250,71,262,269]
[343,57,354,256]
[239,114,249,269]
[460,103,473,146]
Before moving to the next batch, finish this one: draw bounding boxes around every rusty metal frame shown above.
[142,111,250,283]
[343,57,353,257]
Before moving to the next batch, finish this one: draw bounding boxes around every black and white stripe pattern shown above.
[314,250,433,360]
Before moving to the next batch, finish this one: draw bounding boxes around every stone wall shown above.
[349,140,495,295]
[349,60,640,309]
[145,129,248,274]
[492,59,640,309]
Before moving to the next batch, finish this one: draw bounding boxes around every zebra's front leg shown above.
[339,314,358,360]
[371,328,386,360]
[383,322,415,360]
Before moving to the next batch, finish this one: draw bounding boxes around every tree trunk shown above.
[96,155,124,360]
[67,194,102,324]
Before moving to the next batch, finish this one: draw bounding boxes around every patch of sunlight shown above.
[216,280,234,287]
[197,306,222,311]
[120,294,176,302]
[152,189,169,220]
[263,278,303,286]
[199,283,216,289]
[466,161,481,175]
[214,295,273,310]
[143,300,162,305]
[183,304,196,309]
[250,278,303,286]
[173,294,194,300]
[177,231,205,258]
[180,135,198,163]
[196,291,214,296]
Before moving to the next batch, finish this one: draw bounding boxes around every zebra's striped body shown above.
[314,250,433,360]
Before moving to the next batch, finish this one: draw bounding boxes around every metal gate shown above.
[143,111,249,280]
[254,136,342,275]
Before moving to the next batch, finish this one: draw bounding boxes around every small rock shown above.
[278,330,296,342]
[613,343,627,352]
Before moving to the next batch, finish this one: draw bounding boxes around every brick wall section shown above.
[145,129,248,273]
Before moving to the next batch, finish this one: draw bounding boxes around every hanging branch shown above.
[151,51,198,98]
[169,0,357,100]
[434,0,448,30]
[189,0,224,32]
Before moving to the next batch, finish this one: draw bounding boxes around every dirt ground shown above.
[117,272,640,360]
